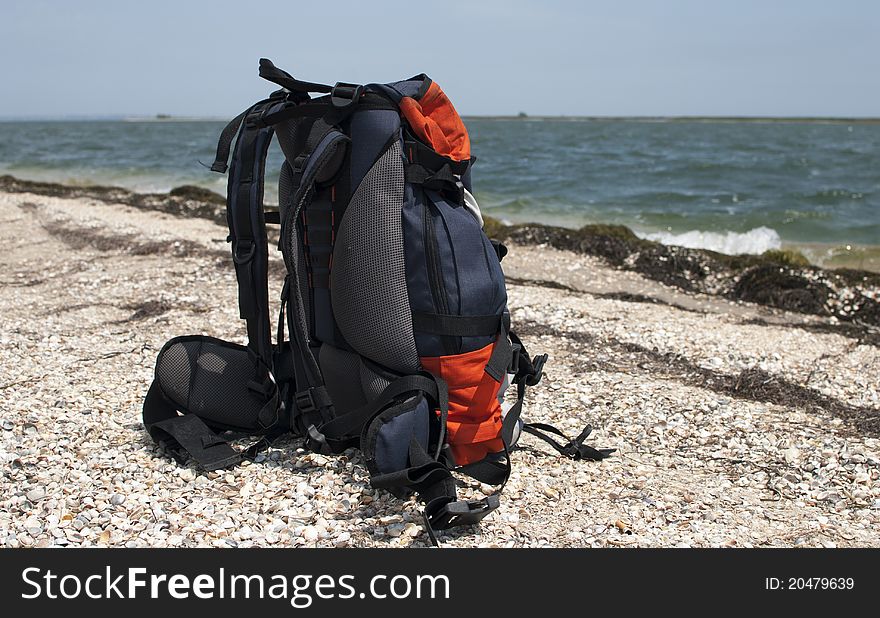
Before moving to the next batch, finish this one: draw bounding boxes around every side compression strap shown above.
[521,423,615,461]
[410,312,501,337]
[311,374,448,455]
[508,330,615,461]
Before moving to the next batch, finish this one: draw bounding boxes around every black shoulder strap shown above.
[211,99,283,383]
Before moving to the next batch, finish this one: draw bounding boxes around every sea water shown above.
[1,117,877,265]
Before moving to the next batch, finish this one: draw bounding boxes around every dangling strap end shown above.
[306,424,333,456]
[422,509,441,548]
[424,495,500,533]
[575,445,617,461]
[524,353,548,386]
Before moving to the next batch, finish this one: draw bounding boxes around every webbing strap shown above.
[210,92,287,174]
[521,423,616,461]
[484,314,513,383]
[411,311,501,337]
[403,138,472,175]
[405,163,462,202]
[260,103,333,127]
[508,330,614,461]
[211,100,283,377]
[369,440,452,494]
[259,58,332,94]
[371,438,499,546]
[142,382,240,471]
[210,107,251,174]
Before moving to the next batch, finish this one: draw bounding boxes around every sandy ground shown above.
[1,189,878,547]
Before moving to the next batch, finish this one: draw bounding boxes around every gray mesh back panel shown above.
[360,363,392,400]
[278,161,293,224]
[275,119,306,163]
[319,343,367,414]
[331,141,419,373]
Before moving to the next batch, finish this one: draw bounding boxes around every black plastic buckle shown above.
[525,353,548,386]
[280,275,291,301]
[291,154,308,174]
[294,389,317,413]
[305,424,332,455]
[427,495,500,531]
[330,82,363,108]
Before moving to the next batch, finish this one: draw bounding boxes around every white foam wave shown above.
[638,226,782,255]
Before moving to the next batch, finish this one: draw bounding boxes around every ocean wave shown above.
[799,188,867,203]
[638,226,781,255]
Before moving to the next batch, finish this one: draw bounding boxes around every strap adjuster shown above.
[425,495,500,531]
[524,353,548,386]
[292,386,334,430]
[292,154,308,173]
[295,389,317,413]
[330,82,363,108]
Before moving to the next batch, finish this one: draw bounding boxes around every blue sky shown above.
[2,0,878,118]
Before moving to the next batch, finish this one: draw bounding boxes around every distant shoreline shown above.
[0,172,876,273]
[2,115,879,124]
[463,115,880,124]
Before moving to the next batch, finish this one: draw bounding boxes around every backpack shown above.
[142,59,613,542]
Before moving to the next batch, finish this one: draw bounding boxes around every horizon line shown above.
[1,114,879,123]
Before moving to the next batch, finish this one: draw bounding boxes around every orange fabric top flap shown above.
[398,81,471,162]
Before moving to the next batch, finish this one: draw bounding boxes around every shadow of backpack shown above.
[142,59,614,542]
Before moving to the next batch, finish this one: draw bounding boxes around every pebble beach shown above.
[1,183,878,548]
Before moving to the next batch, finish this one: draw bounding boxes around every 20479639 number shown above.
[786,578,854,590]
